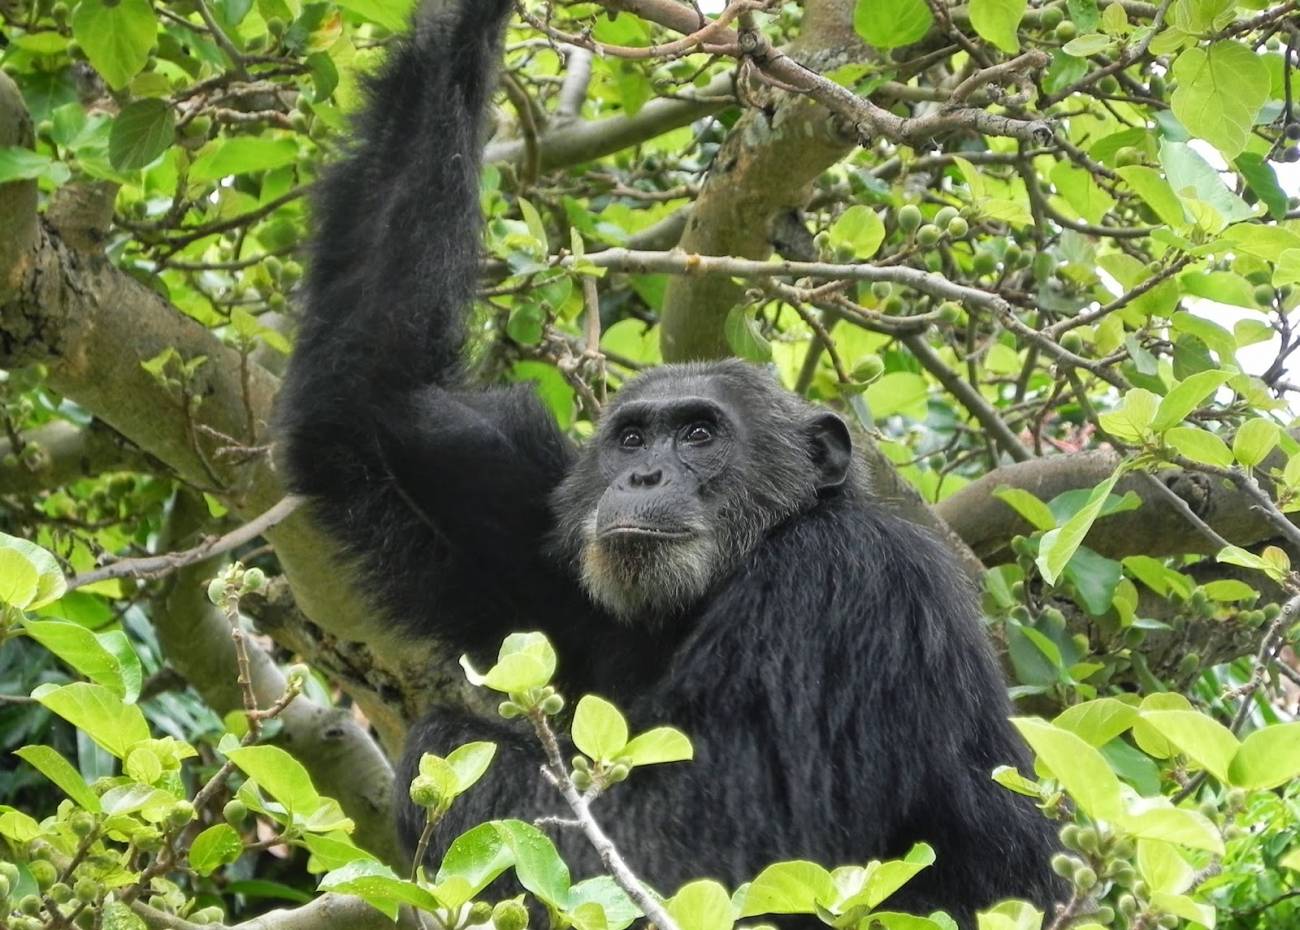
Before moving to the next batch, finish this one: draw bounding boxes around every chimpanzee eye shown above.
[619,428,644,449]
[683,423,714,444]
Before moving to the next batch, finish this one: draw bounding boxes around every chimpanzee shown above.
[275,0,1063,924]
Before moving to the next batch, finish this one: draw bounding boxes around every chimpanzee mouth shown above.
[598,524,696,541]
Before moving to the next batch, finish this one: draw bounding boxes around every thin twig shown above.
[68,496,303,591]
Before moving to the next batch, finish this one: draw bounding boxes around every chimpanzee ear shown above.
[807,412,853,492]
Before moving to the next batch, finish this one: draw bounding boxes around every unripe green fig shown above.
[492,899,529,930]
[852,355,885,384]
[469,901,495,924]
[409,775,443,809]
[1055,20,1077,41]
[973,251,997,275]
[1040,6,1063,28]
[917,224,942,247]
[946,216,969,238]
[166,800,195,829]
[897,204,922,232]
[1254,284,1275,306]
[1051,853,1076,876]
[29,860,56,890]
[223,799,249,825]
[935,206,959,227]
[1060,331,1083,354]
[871,281,893,300]
[49,882,73,903]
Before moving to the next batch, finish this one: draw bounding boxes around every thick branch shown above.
[0,420,137,496]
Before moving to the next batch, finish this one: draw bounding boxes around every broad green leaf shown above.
[461,631,557,693]
[0,806,42,843]
[866,372,929,419]
[0,148,70,186]
[1200,579,1258,602]
[1282,848,1300,872]
[109,99,174,170]
[845,844,935,911]
[569,877,641,930]
[227,745,323,815]
[1171,41,1270,159]
[190,824,245,876]
[333,0,414,31]
[668,880,736,930]
[1035,473,1120,585]
[976,899,1044,930]
[23,620,133,699]
[724,306,773,364]
[1063,34,1114,56]
[190,138,300,183]
[14,745,102,812]
[1053,698,1138,747]
[1050,162,1115,225]
[1160,141,1254,228]
[1138,838,1194,894]
[1140,709,1238,782]
[573,695,629,760]
[969,0,1025,53]
[0,532,66,608]
[739,861,834,917]
[71,0,157,90]
[1011,717,1123,820]
[1149,892,1215,928]
[0,549,39,609]
[436,823,514,898]
[853,0,933,49]
[1119,802,1223,853]
[445,741,496,792]
[993,488,1056,531]
[1235,152,1289,220]
[828,205,885,259]
[495,820,571,908]
[518,197,549,254]
[1166,426,1233,467]
[1227,722,1300,789]
[319,861,440,918]
[1232,418,1279,467]
[33,682,149,758]
[1098,389,1158,443]
[1116,166,1188,229]
[1151,371,1229,433]
[621,727,693,766]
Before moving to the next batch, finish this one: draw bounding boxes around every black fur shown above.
[276,2,1064,925]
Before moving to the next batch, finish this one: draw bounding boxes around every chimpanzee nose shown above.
[628,468,663,488]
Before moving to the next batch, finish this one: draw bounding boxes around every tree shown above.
[0,0,1299,927]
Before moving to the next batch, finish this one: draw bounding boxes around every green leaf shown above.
[13,745,103,812]
[1166,426,1233,468]
[71,0,157,91]
[461,631,557,693]
[569,877,641,930]
[445,741,496,793]
[1151,371,1229,433]
[0,532,66,609]
[22,620,140,699]
[1062,34,1114,57]
[844,843,935,911]
[1149,892,1214,928]
[0,147,70,185]
[739,861,833,917]
[190,138,300,183]
[1227,722,1300,790]
[1119,803,1223,853]
[1161,141,1255,228]
[865,372,929,419]
[1116,166,1188,229]
[190,824,245,876]
[517,197,549,254]
[495,820,571,909]
[1098,389,1158,443]
[436,823,515,898]
[0,549,39,610]
[1170,41,1270,159]
[1011,717,1123,820]
[108,99,174,171]
[1235,152,1289,220]
[319,861,440,918]
[1233,418,1279,467]
[621,727,693,766]
[1035,472,1120,585]
[1140,709,1238,782]
[724,307,772,364]
[667,880,736,930]
[572,695,629,761]
[993,487,1056,531]
[828,205,885,259]
[1053,698,1138,747]
[853,0,933,50]
[333,0,415,31]
[33,682,149,758]
[227,745,323,815]
[969,0,1025,53]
